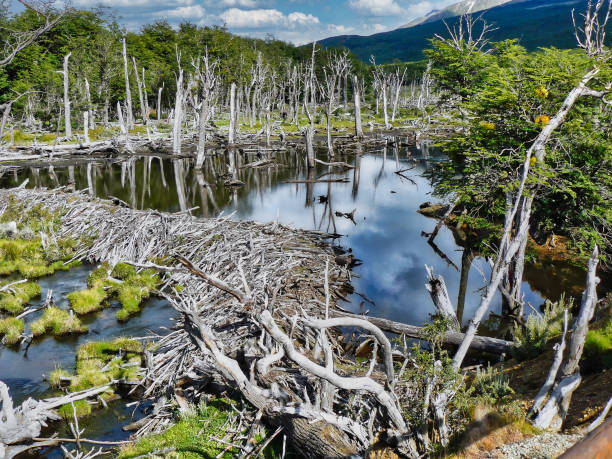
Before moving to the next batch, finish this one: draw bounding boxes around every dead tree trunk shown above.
[157,84,163,121]
[122,37,134,130]
[172,67,184,155]
[228,82,236,145]
[305,125,315,168]
[132,57,146,123]
[62,52,71,137]
[84,77,94,129]
[354,75,363,138]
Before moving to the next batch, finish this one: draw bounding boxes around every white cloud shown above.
[348,0,403,16]
[328,24,355,34]
[220,8,319,28]
[157,5,206,19]
[206,0,258,7]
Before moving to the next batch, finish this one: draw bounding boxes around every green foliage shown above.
[512,295,571,361]
[31,307,88,336]
[582,319,612,373]
[0,317,24,345]
[426,40,612,263]
[118,399,238,459]
[49,367,71,388]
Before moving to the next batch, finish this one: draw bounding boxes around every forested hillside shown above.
[317,0,605,63]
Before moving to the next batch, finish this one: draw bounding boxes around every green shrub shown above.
[512,295,571,361]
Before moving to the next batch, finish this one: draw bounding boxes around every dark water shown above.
[0,139,595,454]
[0,265,175,456]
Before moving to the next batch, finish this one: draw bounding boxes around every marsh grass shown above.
[68,286,109,315]
[58,400,92,419]
[0,281,41,314]
[0,317,24,344]
[64,338,144,393]
[31,307,88,336]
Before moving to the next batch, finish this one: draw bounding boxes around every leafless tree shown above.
[194,51,218,167]
[320,50,350,155]
[435,12,498,54]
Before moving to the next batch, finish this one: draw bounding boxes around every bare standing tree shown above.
[435,12,498,54]
[371,56,391,129]
[121,36,134,130]
[320,50,350,155]
[194,51,218,168]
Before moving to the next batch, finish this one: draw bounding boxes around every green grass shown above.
[0,317,24,345]
[49,367,71,388]
[68,287,109,315]
[58,400,92,419]
[0,281,41,314]
[583,319,612,373]
[111,264,160,321]
[118,399,238,459]
[31,307,88,337]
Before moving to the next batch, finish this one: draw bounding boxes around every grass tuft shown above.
[0,317,25,345]
[31,307,88,336]
[68,287,109,315]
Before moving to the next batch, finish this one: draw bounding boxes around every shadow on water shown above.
[0,138,602,455]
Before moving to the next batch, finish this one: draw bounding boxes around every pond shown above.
[0,138,595,455]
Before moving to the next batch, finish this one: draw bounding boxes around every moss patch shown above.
[582,318,612,373]
[0,317,24,345]
[31,307,88,337]
[118,399,238,459]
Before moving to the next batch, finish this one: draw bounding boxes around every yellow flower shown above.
[535,86,549,98]
[535,115,550,126]
[479,121,496,131]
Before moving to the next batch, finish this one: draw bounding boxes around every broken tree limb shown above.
[425,265,460,330]
[533,246,600,431]
[328,310,513,354]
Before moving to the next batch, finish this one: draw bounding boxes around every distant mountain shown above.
[318,0,593,63]
[400,0,512,28]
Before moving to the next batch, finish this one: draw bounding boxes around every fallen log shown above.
[328,310,514,355]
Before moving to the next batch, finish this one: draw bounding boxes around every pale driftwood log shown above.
[0,381,111,458]
[181,309,366,458]
[302,315,395,387]
[587,395,612,433]
[533,246,600,430]
[260,310,406,432]
[425,265,460,330]
[529,309,569,417]
[328,310,513,354]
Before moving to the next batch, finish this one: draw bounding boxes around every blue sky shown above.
[66,0,459,44]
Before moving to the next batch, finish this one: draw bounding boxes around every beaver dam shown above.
[1,140,609,458]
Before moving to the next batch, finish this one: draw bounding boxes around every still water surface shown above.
[0,140,589,454]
